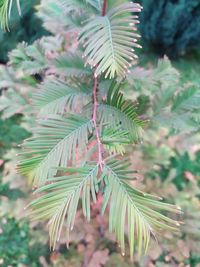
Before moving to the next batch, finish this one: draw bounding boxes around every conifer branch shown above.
[92,72,104,170]
[91,0,107,171]
[12,0,183,257]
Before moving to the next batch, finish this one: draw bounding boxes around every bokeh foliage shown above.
[138,0,200,57]
[0,0,48,63]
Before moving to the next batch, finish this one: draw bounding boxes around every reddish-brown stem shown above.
[91,0,107,170]
[92,72,104,170]
[102,0,107,16]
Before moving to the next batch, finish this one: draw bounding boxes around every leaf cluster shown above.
[0,0,192,258]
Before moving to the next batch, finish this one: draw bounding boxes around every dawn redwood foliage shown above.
[0,0,186,258]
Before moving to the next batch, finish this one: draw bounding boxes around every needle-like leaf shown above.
[18,115,93,185]
[99,81,145,143]
[29,164,99,250]
[102,158,181,258]
[79,2,142,78]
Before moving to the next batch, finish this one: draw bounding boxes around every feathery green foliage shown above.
[0,0,48,63]
[59,0,103,12]
[102,159,180,257]
[101,128,130,155]
[0,0,188,259]
[33,79,91,115]
[29,164,99,250]
[99,81,145,143]
[37,0,101,34]
[79,2,142,78]
[54,53,92,78]
[18,115,93,185]
[9,41,48,74]
[0,0,21,30]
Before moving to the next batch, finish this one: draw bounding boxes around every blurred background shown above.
[0,0,200,266]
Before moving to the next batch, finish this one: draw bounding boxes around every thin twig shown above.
[91,0,107,170]
[102,0,107,16]
[92,72,104,170]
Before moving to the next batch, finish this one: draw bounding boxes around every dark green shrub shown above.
[139,0,200,58]
[0,217,49,266]
[0,0,48,63]
[0,115,30,158]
